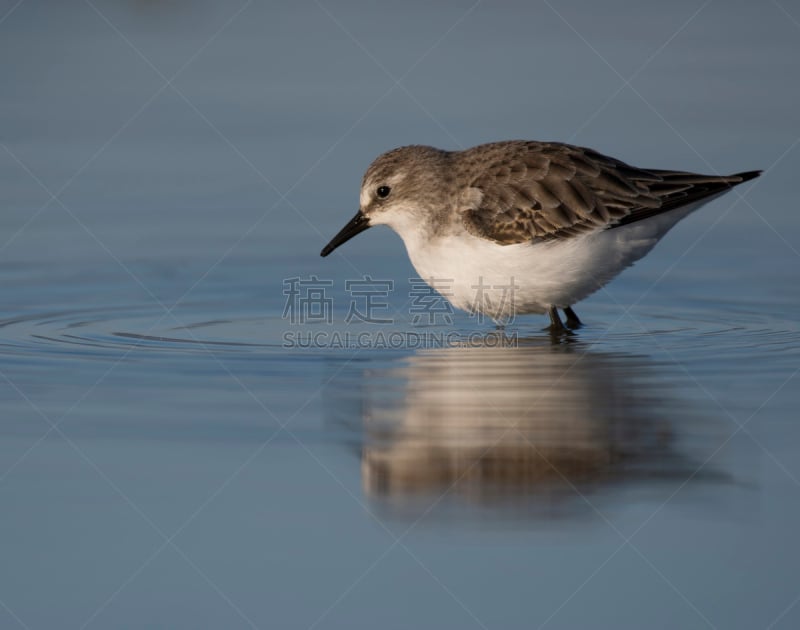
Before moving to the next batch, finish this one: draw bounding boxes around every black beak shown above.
[320,211,371,257]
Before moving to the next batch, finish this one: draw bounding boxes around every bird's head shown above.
[320,145,451,257]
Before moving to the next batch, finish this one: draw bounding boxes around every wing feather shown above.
[458,142,757,245]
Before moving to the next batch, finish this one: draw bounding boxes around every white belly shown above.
[400,201,707,321]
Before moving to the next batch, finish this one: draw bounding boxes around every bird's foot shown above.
[547,306,571,334]
[563,306,583,329]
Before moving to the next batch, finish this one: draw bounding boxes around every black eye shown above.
[376,185,391,199]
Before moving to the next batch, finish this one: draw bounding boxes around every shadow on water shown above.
[325,338,732,524]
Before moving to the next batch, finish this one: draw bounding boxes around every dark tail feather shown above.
[732,170,762,183]
[611,169,762,228]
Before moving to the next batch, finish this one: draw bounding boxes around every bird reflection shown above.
[326,340,724,521]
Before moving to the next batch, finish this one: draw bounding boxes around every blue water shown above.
[1,1,799,628]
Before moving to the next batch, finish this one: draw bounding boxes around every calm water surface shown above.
[1,1,799,629]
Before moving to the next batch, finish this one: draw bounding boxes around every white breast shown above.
[394,200,708,321]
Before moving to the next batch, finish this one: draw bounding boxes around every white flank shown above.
[388,198,714,321]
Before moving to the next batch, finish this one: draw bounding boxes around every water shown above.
[1,1,799,628]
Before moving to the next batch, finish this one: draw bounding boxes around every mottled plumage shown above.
[321,141,760,329]
[458,141,757,244]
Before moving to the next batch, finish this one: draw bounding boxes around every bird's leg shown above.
[563,306,582,329]
[548,306,566,332]
[490,320,507,345]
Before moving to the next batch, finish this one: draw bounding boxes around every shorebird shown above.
[321,141,759,330]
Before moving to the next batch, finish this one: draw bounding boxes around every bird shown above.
[320,140,760,331]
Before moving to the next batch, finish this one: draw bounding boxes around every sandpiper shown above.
[320,141,759,330]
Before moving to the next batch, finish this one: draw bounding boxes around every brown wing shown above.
[458,141,759,245]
